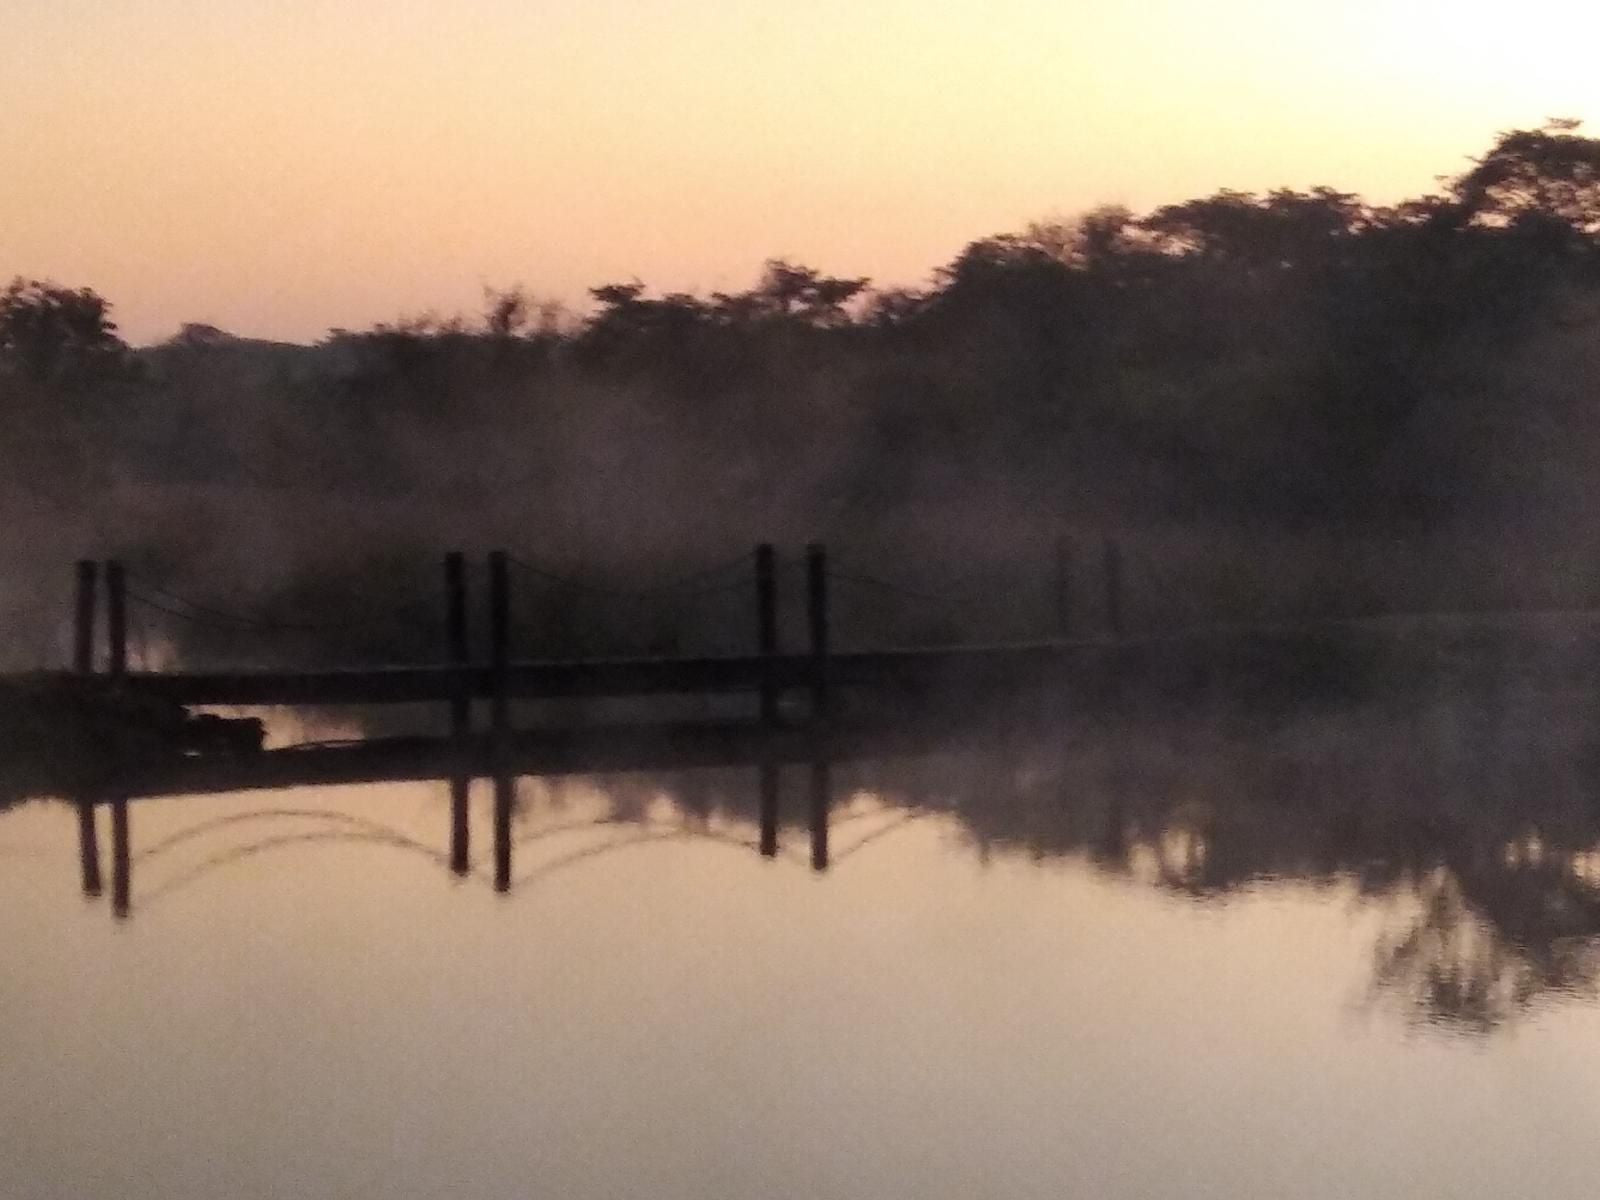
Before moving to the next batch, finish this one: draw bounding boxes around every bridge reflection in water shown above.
[46,665,1600,1036]
[67,720,903,919]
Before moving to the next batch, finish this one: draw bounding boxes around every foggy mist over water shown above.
[8,123,1600,670]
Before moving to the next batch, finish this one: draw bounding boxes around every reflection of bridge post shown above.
[809,752,830,872]
[493,772,513,892]
[450,774,471,877]
[111,797,130,918]
[75,801,102,897]
[759,759,779,857]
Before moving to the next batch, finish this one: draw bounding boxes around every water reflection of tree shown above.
[32,649,1600,1031]
[1371,856,1600,1034]
[639,682,1600,1032]
[1018,703,1600,1033]
[1398,826,1592,1032]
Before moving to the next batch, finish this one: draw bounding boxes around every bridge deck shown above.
[109,641,1110,707]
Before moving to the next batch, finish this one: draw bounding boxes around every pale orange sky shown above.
[4,0,1596,344]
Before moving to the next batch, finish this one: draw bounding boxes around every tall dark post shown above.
[488,550,510,750]
[105,561,127,678]
[1054,536,1073,640]
[445,551,470,742]
[809,755,830,872]
[756,543,779,727]
[73,560,102,895]
[73,559,97,675]
[111,797,130,919]
[758,759,779,858]
[488,550,512,890]
[75,802,102,897]
[1103,536,1125,640]
[445,552,472,874]
[493,770,513,893]
[806,543,829,723]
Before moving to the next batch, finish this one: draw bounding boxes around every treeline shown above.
[4,121,1600,662]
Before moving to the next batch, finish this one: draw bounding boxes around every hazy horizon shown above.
[7,0,1598,344]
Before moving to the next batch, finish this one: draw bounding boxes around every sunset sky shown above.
[4,0,1597,345]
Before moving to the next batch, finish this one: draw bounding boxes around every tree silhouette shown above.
[1449,119,1600,238]
[0,277,129,388]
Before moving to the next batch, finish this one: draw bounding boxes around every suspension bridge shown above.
[32,538,1600,923]
[54,542,1130,725]
[24,538,1580,787]
[43,541,1110,919]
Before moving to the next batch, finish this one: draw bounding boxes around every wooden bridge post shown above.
[488,550,509,749]
[445,551,470,742]
[1103,536,1125,640]
[809,754,830,872]
[805,541,831,879]
[73,559,97,675]
[806,543,829,723]
[1055,536,1073,639]
[756,543,779,726]
[110,797,130,919]
[105,561,127,678]
[72,560,102,896]
[445,551,471,875]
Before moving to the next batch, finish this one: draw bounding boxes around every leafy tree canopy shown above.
[1449,118,1600,235]
[0,278,129,388]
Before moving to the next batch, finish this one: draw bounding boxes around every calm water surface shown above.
[5,686,1600,1199]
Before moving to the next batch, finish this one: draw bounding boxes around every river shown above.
[4,676,1600,1198]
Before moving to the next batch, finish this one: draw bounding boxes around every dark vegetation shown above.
[5,122,1600,669]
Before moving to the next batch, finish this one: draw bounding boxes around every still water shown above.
[6,682,1600,1198]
